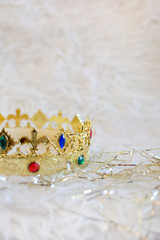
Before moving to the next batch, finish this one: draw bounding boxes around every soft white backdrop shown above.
[0,0,160,239]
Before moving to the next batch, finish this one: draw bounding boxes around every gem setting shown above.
[0,134,8,151]
[78,155,85,165]
[28,162,40,173]
[0,128,14,154]
[59,134,66,149]
[90,128,92,139]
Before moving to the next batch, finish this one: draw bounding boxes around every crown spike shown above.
[71,114,83,133]
[7,108,29,127]
[31,110,48,129]
[50,111,69,129]
[0,114,5,126]
[84,118,91,129]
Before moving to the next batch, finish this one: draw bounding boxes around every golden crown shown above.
[0,109,92,175]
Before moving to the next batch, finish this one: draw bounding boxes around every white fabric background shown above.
[0,0,160,239]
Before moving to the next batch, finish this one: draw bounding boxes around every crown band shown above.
[0,109,92,175]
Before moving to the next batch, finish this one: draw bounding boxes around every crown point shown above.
[0,114,5,126]
[58,110,62,117]
[31,110,48,129]
[84,119,91,129]
[71,114,83,133]
[32,128,38,140]
[32,128,37,133]
[16,108,21,115]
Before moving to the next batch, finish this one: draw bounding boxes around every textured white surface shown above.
[0,0,160,239]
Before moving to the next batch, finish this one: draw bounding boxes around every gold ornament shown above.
[0,109,92,175]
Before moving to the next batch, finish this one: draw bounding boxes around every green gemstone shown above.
[0,134,7,151]
[78,155,85,165]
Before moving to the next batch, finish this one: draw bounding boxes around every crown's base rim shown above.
[0,149,90,176]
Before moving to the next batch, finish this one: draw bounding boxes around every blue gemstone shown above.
[59,134,65,149]
[78,155,85,165]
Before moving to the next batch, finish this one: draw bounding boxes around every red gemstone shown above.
[28,162,40,173]
[90,128,92,139]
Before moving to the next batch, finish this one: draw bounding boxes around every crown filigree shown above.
[0,109,92,175]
